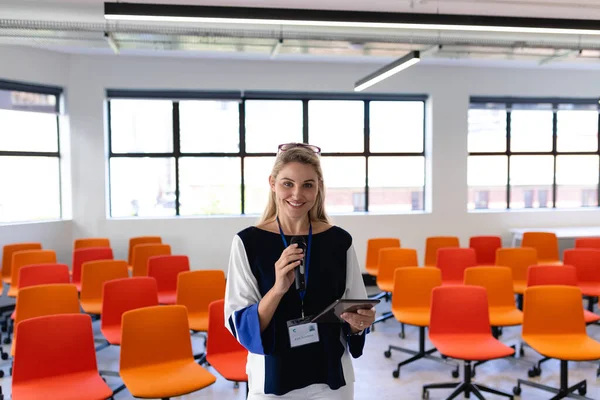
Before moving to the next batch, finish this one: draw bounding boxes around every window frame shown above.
[106,90,427,217]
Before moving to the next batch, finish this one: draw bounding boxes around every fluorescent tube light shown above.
[270,39,283,59]
[354,51,420,92]
[104,32,120,54]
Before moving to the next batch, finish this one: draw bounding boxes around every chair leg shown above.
[514,360,593,400]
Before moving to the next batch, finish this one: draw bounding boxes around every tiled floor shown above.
[1,298,600,399]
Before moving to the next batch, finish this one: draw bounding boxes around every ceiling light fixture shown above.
[270,39,283,59]
[104,32,120,54]
[354,51,420,92]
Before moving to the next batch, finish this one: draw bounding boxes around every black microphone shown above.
[290,236,306,291]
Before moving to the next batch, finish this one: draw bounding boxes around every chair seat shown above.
[3,276,11,284]
[158,292,177,305]
[206,351,248,382]
[538,260,562,266]
[513,281,527,295]
[80,301,101,315]
[101,326,121,345]
[366,266,378,277]
[578,283,600,297]
[524,334,600,361]
[392,307,430,327]
[189,312,209,332]
[121,359,216,398]
[74,282,81,292]
[584,310,600,324]
[8,286,18,297]
[489,307,523,327]
[12,370,112,400]
[430,334,515,361]
[377,282,393,293]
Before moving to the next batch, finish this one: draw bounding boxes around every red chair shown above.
[19,264,70,289]
[71,248,113,292]
[564,249,600,312]
[469,236,502,265]
[12,314,113,400]
[435,248,476,285]
[147,255,190,305]
[575,237,600,250]
[206,299,248,394]
[422,286,514,400]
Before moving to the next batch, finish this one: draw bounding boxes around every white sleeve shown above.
[343,244,368,299]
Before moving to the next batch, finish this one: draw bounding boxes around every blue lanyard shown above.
[276,217,312,302]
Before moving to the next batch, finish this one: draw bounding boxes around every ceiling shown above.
[3,0,600,68]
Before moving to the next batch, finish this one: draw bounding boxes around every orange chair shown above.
[9,250,56,297]
[148,255,190,305]
[513,286,600,398]
[422,286,515,400]
[2,242,41,285]
[128,236,162,266]
[575,237,600,250]
[365,238,400,276]
[206,299,248,393]
[18,264,70,289]
[496,247,537,309]
[424,236,459,267]
[80,260,129,315]
[521,231,561,265]
[71,247,114,292]
[12,314,113,400]
[74,238,110,250]
[119,305,217,398]
[469,235,502,265]
[436,248,476,285]
[131,243,171,276]
[384,267,457,378]
[564,249,600,312]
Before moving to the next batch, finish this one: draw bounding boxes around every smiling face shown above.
[270,161,320,222]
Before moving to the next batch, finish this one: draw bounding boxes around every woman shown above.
[225,143,375,399]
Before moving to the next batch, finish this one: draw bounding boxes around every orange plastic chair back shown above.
[496,247,537,284]
[72,247,114,285]
[429,285,490,336]
[522,232,559,263]
[128,236,162,266]
[464,266,516,309]
[436,248,476,284]
[469,236,502,265]
[19,264,70,289]
[2,242,42,283]
[80,260,129,314]
[575,237,600,250]
[523,286,586,336]
[365,238,400,276]
[527,264,577,287]
[177,270,226,313]
[376,248,418,292]
[148,255,190,302]
[424,236,459,267]
[10,250,57,294]
[563,249,600,284]
[74,238,110,250]
[392,267,442,311]
[131,243,171,276]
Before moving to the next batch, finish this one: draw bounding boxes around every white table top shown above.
[510,226,600,239]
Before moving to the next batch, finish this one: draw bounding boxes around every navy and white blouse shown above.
[224,225,368,396]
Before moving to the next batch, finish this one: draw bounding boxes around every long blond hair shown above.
[258,146,331,225]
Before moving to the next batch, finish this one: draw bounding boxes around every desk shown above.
[510,227,600,247]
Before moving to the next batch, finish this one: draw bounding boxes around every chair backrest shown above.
[436,248,476,283]
[392,267,442,310]
[424,236,459,267]
[2,242,42,281]
[575,237,600,250]
[429,285,491,336]
[366,238,401,272]
[147,255,191,294]
[13,314,99,383]
[11,250,57,289]
[101,277,159,332]
[14,284,80,331]
[527,264,577,287]
[495,247,537,282]
[464,266,516,309]
[376,248,418,289]
[521,232,559,262]
[523,286,586,336]
[72,247,114,284]
[177,270,226,314]
[131,243,171,276]
[128,236,163,266]
[563,248,600,284]
[80,260,129,303]
[74,238,110,250]
[121,305,194,369]
[469,236,502,265]
[207,299,248,357]
[19,264,70,289]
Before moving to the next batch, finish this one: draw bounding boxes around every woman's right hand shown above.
[273,243,304,295]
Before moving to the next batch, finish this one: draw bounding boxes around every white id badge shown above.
[287,316,319,348]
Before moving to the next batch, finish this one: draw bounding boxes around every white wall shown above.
[3,45,600,272]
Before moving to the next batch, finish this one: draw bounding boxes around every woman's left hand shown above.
[341,308,376,333]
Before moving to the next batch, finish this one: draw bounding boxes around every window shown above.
[107,91,426,217]
[468,99,599,210]
[0,80,62,223]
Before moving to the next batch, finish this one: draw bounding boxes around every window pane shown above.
[110,158,175,217]
[467,156,507,210]
[0,110,58,152]
[308,101,363,152]
[245,101,303,153]
[179,157,241,215]
[244,157,275,214]
[179,100,239,153]
[0,89,57,113]
[0,156,60,222]
[320,157,365,213]
[557,108,598,152]
[468,108,507,152]
[556,155,599,208]
[110,100,173,153]
[510,106,553,152]
[509,155,554,209]
[368,157,424,212]
[370,101,424,153]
